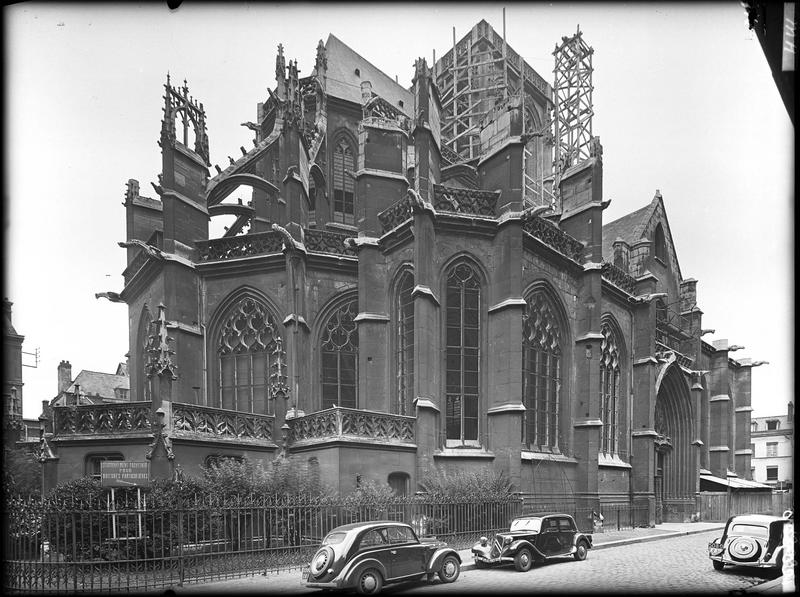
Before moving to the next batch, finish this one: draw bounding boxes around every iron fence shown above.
[3,493,522,593]
[519,496,650,532]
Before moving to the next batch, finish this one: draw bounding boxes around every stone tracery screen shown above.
[395,271,415,416]
[215,297,284,415]
[332,138,355,225]
[599,322,620,455]
[522,291,562,450]
[321,299,359,409]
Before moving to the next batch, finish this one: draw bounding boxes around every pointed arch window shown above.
[332,138,355,225]
[654,223,667,263]
[321,300,358,409]
[214,297,284,415]
[445,263,481,445]
[599,322,621,455]
[395,270,415,415]
[522,292,562,450]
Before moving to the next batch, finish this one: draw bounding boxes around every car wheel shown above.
[712,560,725,571]
[438,555,461,583]
[355,568,383,595]
[574,541,588,561]
[514,548,533,572]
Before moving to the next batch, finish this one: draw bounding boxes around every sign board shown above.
[101,461,151,487]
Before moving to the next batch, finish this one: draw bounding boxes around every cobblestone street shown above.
[175,530,781,595]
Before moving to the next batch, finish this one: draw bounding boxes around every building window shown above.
[395,270,415,416]
[766,442,778,457]
[766,420,780,430]
[766,466,779,481]
[308,177,316,224]
[445,263,480,445]
[654,223,666,262]
[86,453,124,480]
[215,297,284,415]
[388,472,410,497]
[321,299,358,409]
[599,323,621,455]
[332,138,355,225]
[522,291,562,450]
[751,421,758,432]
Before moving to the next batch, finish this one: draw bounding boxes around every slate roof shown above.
[53,369,130,406]
[321,34,413,112]
[600,197,658,262]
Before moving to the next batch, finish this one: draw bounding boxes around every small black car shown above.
[471,514,592,572]
[303,521,461,594]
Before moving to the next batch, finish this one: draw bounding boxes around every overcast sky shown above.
[5,2,793,420]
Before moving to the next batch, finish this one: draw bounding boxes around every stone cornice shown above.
[476,136,525,167]
[488,297,526,314]
[573,418,603,428]
[414,397,440,412]
[354,312,390,323]
[487,403,526,415]
[521,451,578,464]
[710,395,731,402]
[161,188,209,215]
[355,168,410,184]
[412,284,440,305]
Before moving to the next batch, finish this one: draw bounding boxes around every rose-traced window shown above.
[215,297,285,415]
[321,300,358,409]
[522,292,561,450]
[445,263,480,445]
[599,322,621,455]
[395,270,414,416]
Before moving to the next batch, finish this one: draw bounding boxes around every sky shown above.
[5,2,793,420]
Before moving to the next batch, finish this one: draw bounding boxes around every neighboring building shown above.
[751,402,794,490]
[48,360,130,407]
[37,20,764,523]
[3,299,24,426]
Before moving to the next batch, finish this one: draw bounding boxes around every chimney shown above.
[58,360,72,394]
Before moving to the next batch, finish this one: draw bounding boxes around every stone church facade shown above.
[38,21,761,524]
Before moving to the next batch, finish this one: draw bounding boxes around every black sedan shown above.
[471,513,592,572]
[303,521,461,594]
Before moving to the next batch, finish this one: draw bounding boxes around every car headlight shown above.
[480,536,488,546]
[503,536,512,545]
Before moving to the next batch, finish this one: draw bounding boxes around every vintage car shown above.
[302,521,461,594]
[471,513,592,572]
[708,513,790,573]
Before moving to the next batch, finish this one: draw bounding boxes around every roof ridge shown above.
[325,33,408,93]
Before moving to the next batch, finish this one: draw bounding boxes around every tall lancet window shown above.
[216,297,283,415]
[522,291,562,449]
[321,300,358,409]
[332,138,355,225]
[395,270,415,415]
[445,263,480,444]
[599,322,621,455]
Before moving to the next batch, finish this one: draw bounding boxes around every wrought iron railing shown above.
[522,216,584,263]
[377,194,414,233]
[287,406,415,445]
[304,229,357,257]
[196,231,283,261]
[52,402,152,436]
[601,262,637,294]
[171,403,274,442]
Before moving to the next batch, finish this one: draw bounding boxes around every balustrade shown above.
[172,402,274,442]
[304,228,357,256]
[287,406,415,445]
[522,216,584,262]
[433,185,497,217]
[52,402,152,436]
[378,195,414,232]
[196,231,283,261]
[601,262,637,294]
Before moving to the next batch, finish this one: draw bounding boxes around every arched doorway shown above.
[654,363,695,523]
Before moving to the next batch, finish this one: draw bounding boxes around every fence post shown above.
[177,493,184,587]
[617,507,620,531]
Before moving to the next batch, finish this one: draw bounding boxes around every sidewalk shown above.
[172,521,727,594]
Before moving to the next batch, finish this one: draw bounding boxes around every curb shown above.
[458,525,725,573]
[743,577,788,594]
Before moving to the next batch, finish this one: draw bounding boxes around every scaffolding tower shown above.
[435,18,557,208]
[552,26,595,172]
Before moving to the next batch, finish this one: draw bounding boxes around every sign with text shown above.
[101,461,151,487]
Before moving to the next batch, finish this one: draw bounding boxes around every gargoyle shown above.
[117,239,164,260]
[95,292,124,303]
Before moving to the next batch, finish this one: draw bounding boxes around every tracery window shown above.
[395,270,415,416]
[215,297,284,415]
[332,138,355,225]
[522,291,561,450]
[321,300,358,409]
[445,263,480,445]
[308,177,316,225]
[599,322,621,455]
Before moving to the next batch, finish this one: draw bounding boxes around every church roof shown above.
[322,34,413,111]
[600,197,658,261]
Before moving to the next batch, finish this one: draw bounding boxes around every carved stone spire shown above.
[276,43,287,99]
[315,39,327,74]
[144,304,177,380]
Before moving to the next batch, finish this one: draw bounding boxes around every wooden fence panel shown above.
[700,491,792,521]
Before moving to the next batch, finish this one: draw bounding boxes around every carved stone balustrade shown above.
[171,402,274,444]
[440,144,463,167]
[522,216,584,263]
[304,229,357,257]
[196,231,283,261]
[601,262,637,295]
[433,185,498,217]
[287,406,415,447]
[52,402,152,438]
[378,194,414,233]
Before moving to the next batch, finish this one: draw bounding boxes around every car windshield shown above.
[510,518,542,532]
[729,523,768,539]
[322,532,348,546]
